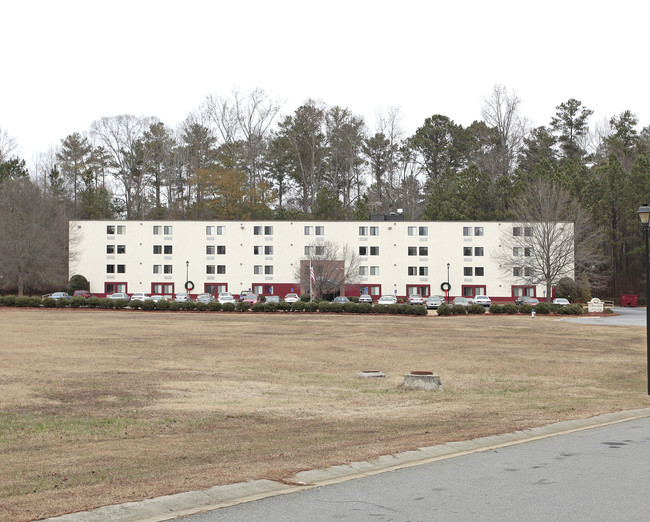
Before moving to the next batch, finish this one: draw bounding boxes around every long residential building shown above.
[69,219,573,301]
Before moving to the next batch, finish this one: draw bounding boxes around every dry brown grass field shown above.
[1,308,649,520]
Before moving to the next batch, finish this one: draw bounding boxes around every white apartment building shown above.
[69,219,570,301]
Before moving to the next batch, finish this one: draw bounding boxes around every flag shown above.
[310,265,316,282]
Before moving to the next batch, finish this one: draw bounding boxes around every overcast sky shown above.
[2,0,648,164]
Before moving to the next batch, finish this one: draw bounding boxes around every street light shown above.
[186,261,189,295]
[446,263,450,304]
[637,204,650,395]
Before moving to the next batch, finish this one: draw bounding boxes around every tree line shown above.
[1,85,650,297]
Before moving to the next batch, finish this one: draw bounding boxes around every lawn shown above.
[1,308,648,521]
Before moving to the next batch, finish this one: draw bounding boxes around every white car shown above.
[284,293,300,303]
[218,292,236,305]
[377,295,397,305]
[130,292,151,302]
[196,293,215,303]
[473,295,492,307]
[107,292,130,301]
[407,294,424,305]
[358,294,373,304]
[452,296,473,307]
[552,297,570,306]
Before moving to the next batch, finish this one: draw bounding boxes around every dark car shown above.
[515,296,539,306]
[73,290,92,298]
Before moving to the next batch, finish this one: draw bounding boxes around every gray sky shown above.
[2,0,648,163]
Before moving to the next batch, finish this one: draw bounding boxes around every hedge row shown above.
[0,296,427,315]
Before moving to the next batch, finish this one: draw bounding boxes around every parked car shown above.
[425,295,444,309]
[265,295,281,303]
[218,292,235,305]
[284,293,300,303]
[407,294,424,305]
[376,295,397,305]
[174,293,190,303]
[107,292,130,301]
[515,296,539,306]
[149,295,168,302]
[243,293,260,305]
[452,296,473,307]
[237,291,252,302]
[333,296,349,304]
[130,292,151,302]
[196,293,215,303]
[72,290,92,298]
[48,291,72,300]
[358,294,373,304]
[473,295,492,307]
[552,297,570,306]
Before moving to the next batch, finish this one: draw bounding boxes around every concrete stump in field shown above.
[403,371,443,391]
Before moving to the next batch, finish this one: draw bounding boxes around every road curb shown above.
[47,407,650,522]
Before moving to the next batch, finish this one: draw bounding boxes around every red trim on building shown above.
[406,284,431,297]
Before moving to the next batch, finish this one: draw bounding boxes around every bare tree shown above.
[0,179,69,295]
[481,84,527,177]
[295,240,360,299]
[0,126,19,163]
[496,180,609,301]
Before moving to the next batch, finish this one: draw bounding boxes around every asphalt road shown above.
[182,416,650,522]
[562,306,646,326]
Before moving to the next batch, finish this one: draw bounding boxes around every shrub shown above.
[356,303,372,314]
[437,303,453,316]
[468,304,486,314]
[222,302,236,312]
[263,301,278,312]
[304,301,319,313]
[343,302,358,313]
[236,301,251,312]
[410,304,427,316]
[15,296,31,307]
[318,301,332,313]
[195,302,208,312]
[300,293,311,302]
[167,301,182,311]
[182,301,197,311]
[489,303,504,314]
[207,301,222,312]
[250,302,265,312]
[155,299,171,311]
[503,303,518,314]
[129,299,143,310]
[56,298,70,308]
[348,296,359,303]
[373,304,389,314]
[564,304,584,315]
[1,295,17,306]
[535,302,551,314]
[113,299,128,309]
[451,304,467,315]
[291,301,306,312]
[67,274,89,295]
[27,297,42,307]
[387,304,402,315]
[87,297,101,309]
[519,304,533,314]
[142,299,156,311]
[69,296,87,308]
[556,277,579,302]
[42,297,57,308]
[278,301,292,312]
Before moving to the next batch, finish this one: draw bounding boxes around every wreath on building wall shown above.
[440,282,451,292]
[185,281,195,291]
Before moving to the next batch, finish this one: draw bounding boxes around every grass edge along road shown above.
[1,308,648,520]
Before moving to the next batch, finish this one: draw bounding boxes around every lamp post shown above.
[637,204,650,395]
[446,263,450,304]
[185,261,189,296]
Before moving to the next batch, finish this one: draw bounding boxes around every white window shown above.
[369,226,379,236]
[254,226,262,235]
[117,264,126,273]
[217,245,226,255]
[107,225,115,234]
[464,247,472,256]
[408,226,417,236]
[264,226,273,235]
[513,247,521,256]
[464,267,473,276]
[265,245,273,255]
[153,245,162,254]
[419,266,428,276]
[153,265,162,274]
[359,266,368,276]
[513,267,522,277]
[216,265,226,274]
[463,227,472,236]
[304,226,313,235]
[153,226,162,235]
[408,266,417,276]
[206,245,215,255]
[163,265,172,274]
[359,226,368,236]
[524,247,532,257]
[419,226,428,236]
[475,267,484,276]
[254,265,262,274]
[419,246,428,256]
[117,225,126,235]
[359,246,367,255]
[370,246,379,255]
[163,225,172,234]
[264,265,273,275]
[207,265,215,274]
[408,246,417,256]
[524,227,533,237]
[370,266,380,276]
[216,226,225,235]
[206,226,215,235]
[254,246,262,255]
[513,227,521,236]
[315,226,324,235]
[474,227,484,236]
[164,245,172,254]
[106,245,115,254]
[524,267,534,276]
[474,247,484,256]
